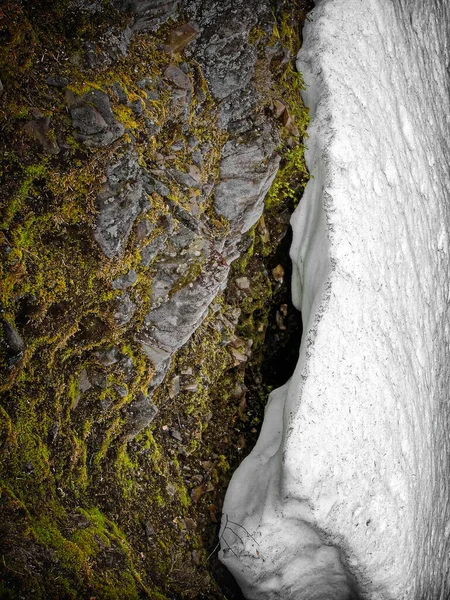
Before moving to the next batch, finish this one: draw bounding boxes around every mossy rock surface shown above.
[0,0,312,598]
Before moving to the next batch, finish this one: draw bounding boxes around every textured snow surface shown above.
[220,1,450,598]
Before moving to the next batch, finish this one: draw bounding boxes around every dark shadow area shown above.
[261,225,303,389]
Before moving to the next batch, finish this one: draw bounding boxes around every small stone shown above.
[128,98,144,117]
[119,356,134,383]
[137,77,153,89]
[230,347,248,364]
[272,264,285,283]
[111,82,128,104]
[70,105,108,135]
[145,521,155,538]
[164,65,191,90]
[165,22,199,55]
[236,277,250,291]
[146,90,159,101]
[67,89,124,148]
[182,383,198,393]
[114,292,136,326]
[188,164,202,182]
[171,140,184,152]
[1,319,24,366]
[125,392,158,439]
[168,168,201,190]
[191,150,203,167]
[100,398,113,412]
[78,368,92,394]
[112,269,138,290]
[169,375,181,399]
[0,79,4,96]
[89,370,108,389]
[45,75,69,88]
[170,429,182,442]
[95,347,120,366]
[136,218,155,242]
[114,384,128,398]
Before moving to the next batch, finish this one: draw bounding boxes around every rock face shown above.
[220,0,450,599]
[78,0,288,402]
[0,0,310,596]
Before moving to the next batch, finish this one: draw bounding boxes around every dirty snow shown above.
[220,0,450,598]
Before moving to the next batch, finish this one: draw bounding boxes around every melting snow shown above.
[220,0,450,598]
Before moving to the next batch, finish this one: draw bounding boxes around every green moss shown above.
[1,162,49,229]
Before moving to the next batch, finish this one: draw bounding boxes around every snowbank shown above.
[220,1,450,598]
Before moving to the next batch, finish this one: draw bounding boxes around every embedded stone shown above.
[125,392,158,438]
[112,269,138,290]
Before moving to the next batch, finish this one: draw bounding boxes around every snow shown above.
[219,1,450,598]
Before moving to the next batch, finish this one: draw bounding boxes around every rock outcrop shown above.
[0,0,310,597]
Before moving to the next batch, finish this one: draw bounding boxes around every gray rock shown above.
[89,370,108,389]
[1,319,25,366]
[135,218,155,242]
[217,88,258,130]
[125,392,158,438]
[114,293,137,326]
[153,179,170,198]
[114,384,128,397]
[138,256,229,368]
[128,98,144,117]
[111,82,128,104]
[236,277,250,291]
[0,79,3,97]
[168,168,201,190]
[95,347,120,366]
[214,124,280,233]
[112,269,138,290]
[67,89,124,148]
[145,120,160,138]
[71,105,108,134]
[146,90,160,100]
[78,369,92,393]
[137,77,153,89]
[140,234,168,267]
[100,398,113,411]
[131,0,179,32]
[118,355,134,383]
[171,224,197,249]
[46,76,69,88]
[94,147,150,258]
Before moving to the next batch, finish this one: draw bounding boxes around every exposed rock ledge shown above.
[220,0,450,598]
